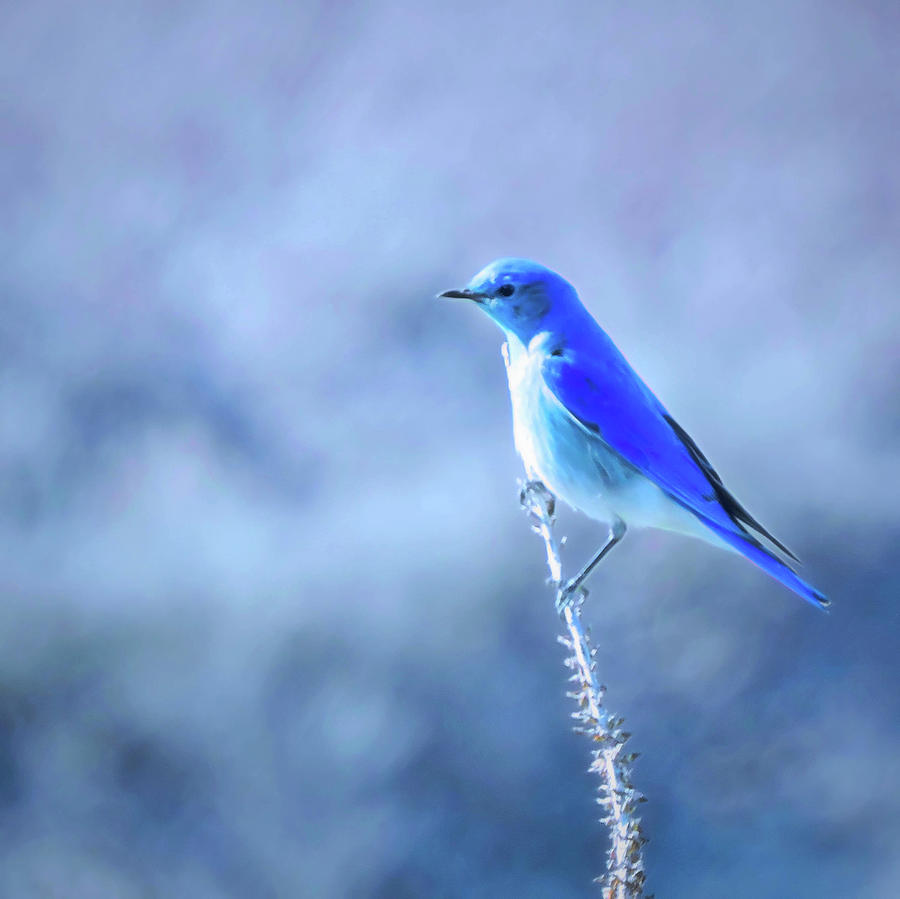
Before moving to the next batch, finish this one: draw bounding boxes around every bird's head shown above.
[439,258,582,345]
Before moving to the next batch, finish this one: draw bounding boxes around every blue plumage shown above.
[440,257,827,609]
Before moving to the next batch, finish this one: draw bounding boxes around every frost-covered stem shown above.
[520,481,647,899]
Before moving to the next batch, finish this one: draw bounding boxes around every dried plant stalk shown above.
[520,480,647,898]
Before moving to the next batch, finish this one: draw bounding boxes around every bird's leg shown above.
[556,517,626,615]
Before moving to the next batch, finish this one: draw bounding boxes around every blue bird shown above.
[440,258,828,610]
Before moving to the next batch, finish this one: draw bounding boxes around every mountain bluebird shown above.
[440,258,827,610]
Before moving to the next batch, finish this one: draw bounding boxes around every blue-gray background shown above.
[2,2,898,896]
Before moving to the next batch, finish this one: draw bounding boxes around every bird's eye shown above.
[497,283,515,297]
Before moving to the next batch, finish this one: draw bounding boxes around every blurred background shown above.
[2,1,899,896]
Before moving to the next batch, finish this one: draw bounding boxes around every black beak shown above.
[438,288,487,303]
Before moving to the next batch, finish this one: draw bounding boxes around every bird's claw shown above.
[519,479,555,521]
[555,580,588,616]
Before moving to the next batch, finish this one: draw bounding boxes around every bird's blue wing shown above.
[541,335,735,533]
[541,334,828,608]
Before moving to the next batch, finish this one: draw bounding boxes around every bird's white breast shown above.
[503,334,551,480]
[503,332,619,520]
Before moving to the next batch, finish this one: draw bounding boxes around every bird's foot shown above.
[555,580,588,617]
[519,479,555,522]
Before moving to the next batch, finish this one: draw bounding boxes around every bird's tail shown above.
[700,517,829,610]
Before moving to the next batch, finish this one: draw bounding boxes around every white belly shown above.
[502,335,716,541]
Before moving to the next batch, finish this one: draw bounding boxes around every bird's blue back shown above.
[542,320,827,607]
